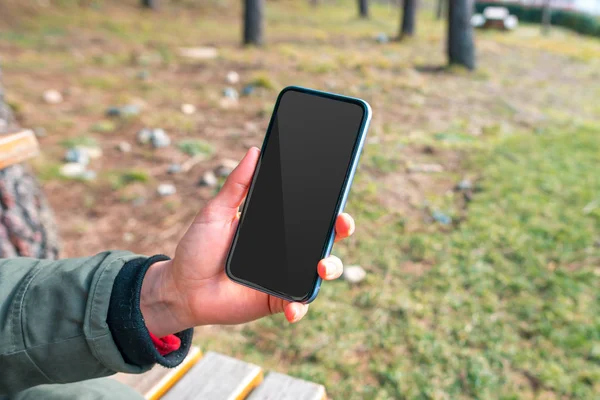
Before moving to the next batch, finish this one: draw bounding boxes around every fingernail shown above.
[324,261,337,278]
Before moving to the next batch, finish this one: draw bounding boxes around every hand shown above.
[141,147,356,337]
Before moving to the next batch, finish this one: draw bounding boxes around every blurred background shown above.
[0,0,599,398]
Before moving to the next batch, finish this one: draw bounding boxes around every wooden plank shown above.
[113,347,202,399]
[247,372,326,400]
[0,130,39,169]
[161,351,263,400]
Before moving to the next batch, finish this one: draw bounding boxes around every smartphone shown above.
[226,86,371,303]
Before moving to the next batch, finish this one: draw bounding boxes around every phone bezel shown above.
[225,86,372,303]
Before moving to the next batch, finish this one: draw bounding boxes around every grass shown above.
[1,0,599,398]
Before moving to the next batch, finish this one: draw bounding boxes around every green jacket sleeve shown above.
[0,251,152,395]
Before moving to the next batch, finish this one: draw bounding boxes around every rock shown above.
[137,128,152,144]
[106,104,140,118]
[215,159,238,177]
[123,232,135,243]
[59,163,86,178]
[136,70,150,80]
[80,170,97,181]
[199,171,218,187]
[150,128,171,148]
[226,71,240,84]
[43,90,63,105]
[223,87,239,100]
[117,141,132,153]
[34,127,47,138]
[343,265,367,284]
[181,103,196,115]
[78,146,102,159]
[178,47,218,60]
[64,148,90,166]
[157,183,177,197]
[456,179,472,191]
[167,163,182,174]
[375,32,389,44]
[408,163,444,173]
[432,210,452,225]
[242,84,255,96]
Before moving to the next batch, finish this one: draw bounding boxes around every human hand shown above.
[141,147,355,337]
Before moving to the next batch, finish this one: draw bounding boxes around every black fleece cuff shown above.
[107,254,193,368]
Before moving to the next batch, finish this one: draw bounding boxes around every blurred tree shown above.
[141,0,159,9]
[541,0,552,35]
[244,0,264,45]
[447,0,475,69]
[436,0,445,20]
[358,0,369,18]
[399,0,417,39]
[0,65,60,259]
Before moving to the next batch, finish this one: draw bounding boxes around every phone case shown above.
[225,86,372,303]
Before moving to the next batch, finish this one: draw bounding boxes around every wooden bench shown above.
[114,347,327,400]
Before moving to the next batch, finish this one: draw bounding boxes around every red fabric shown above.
[149,332,181,356]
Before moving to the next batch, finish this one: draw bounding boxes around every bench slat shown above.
[247,372,326,400]
[162,351,263,400]
[113,346,202,399]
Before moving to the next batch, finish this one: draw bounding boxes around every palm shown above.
[167,147,354,328]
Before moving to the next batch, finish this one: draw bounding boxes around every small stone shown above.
[199,171,218,187]
[80,170,97,181]
[34,127,47,138]
[242,84,255,96]
[157,183,177,197]
[117,141,132,153]
[136,70,150,80]
[408,163,444,173]
[223,87,239,100]
[432,210,452,225]
[343,265,367,284]
[167,164,182,174]
[123,232,135,243]
[457,179,472,191]
[215,159,238,177]
[43,90,63,104]
[226,71,240,84]
[78,146,102,159]
[219,97,238,109]
[106,104,140,118]
[181,103,196,115]
[59,163,86,178]
[178,47,218,60]
[137,128,152,144]
[375,32,389,44]
[65,148,90,165]
[151,128,171,148]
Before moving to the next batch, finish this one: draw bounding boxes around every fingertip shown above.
[336,213,355,238]
[285,303,308,323]
[318,256,343,280]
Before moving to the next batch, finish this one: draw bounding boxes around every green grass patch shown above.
[59,136,98,148]
[177,139,214,157]
[106,169,151,190]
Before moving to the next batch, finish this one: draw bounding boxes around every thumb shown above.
[211,147,260,211]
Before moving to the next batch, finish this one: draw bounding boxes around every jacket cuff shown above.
[107,255,193,368]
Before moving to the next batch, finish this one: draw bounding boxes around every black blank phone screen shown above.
[227,89,365,301]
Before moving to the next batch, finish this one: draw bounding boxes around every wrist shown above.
[140,259,190,337]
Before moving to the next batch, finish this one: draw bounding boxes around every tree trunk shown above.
[141,0,159,9]
[400,0,417,39]
[541,0,552,35]
[447,0,475,70]
[0,66,60,259]
[243,0,264,46]
[358,0,369,18]
[436,0,445,20]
